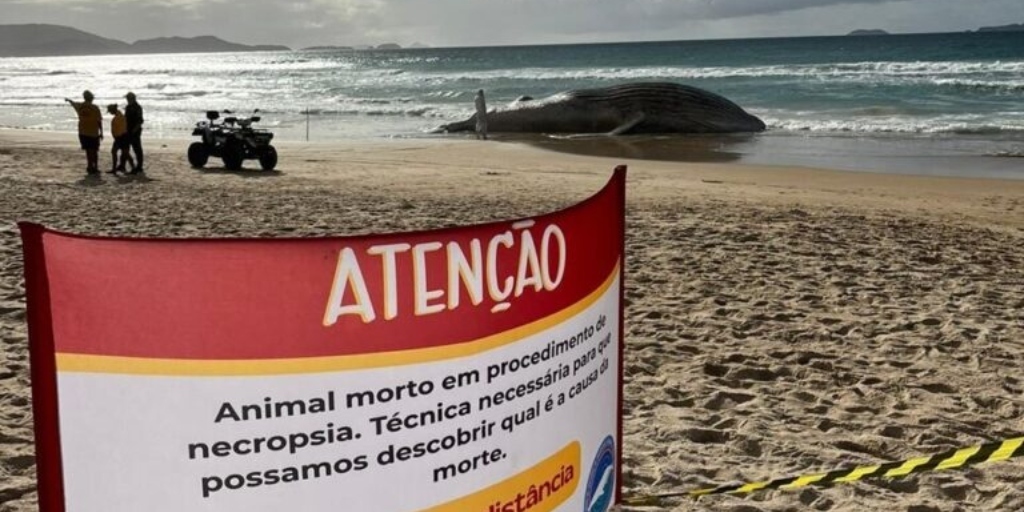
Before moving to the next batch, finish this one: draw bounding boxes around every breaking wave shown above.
[766,117,1024,135]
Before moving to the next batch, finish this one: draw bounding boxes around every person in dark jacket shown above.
[124,92,144,174]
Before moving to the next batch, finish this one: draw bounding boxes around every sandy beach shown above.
[1,129,1023,511]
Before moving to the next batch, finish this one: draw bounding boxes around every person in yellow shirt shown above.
[64,90,103,175]
[106,103,134,174]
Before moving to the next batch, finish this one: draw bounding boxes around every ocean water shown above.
[1,32,1022,176]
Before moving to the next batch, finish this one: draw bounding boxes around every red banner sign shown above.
[21,167,626,512]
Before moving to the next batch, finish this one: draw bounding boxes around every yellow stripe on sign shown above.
[833,465,880,483]
[936,446,980,471]
[885,456,931,477]
[990,439,1024,462]
[782,473,827,488]
[421,442,580,512]
[56,263,619,376]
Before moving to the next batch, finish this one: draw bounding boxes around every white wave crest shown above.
[765,117,1024,135]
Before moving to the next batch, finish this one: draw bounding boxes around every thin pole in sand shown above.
[305,108,310,141]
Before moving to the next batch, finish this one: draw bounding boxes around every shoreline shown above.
[511,131,1024,181]
[4,124,1023,182]
[3,127,1023,231]
[1,128,1024,511]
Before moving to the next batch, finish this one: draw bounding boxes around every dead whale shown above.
[433,82,766,135]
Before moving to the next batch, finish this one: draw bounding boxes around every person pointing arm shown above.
[65,90,102,175]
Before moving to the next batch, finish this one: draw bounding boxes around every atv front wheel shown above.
[188,142,209,168]
[222,142,244,170]
[259,146,278,171]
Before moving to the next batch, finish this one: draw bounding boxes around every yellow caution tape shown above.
[622,436,1024,505]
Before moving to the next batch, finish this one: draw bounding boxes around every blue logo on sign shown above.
[583,436,615,512]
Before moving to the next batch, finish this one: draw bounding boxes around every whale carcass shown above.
[434,82,766,135]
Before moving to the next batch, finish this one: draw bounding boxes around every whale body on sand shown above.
[433,82,766,135]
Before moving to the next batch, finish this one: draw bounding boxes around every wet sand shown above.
[505,132,1024,181]
[1,129,1023,511]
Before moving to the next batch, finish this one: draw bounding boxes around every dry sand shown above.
[1,129,1023,511]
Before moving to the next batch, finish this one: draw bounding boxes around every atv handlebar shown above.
[197,109,264,130]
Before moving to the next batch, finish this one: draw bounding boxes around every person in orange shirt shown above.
[64,90,103,175]
[106,103,134,174]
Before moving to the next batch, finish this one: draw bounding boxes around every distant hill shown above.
[130,36,289,54]
[375,43,402,50]
[0,24,129,57]
[301,45,355,52]
[977,23,1024,32]
[847,29,890,36]
[0,24,290,57]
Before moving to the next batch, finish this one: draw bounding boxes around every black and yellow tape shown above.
[622,436,1024,506]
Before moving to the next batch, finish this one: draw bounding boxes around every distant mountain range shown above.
[0,24,427,57]
[0,24,290,57]
[1,23,1021,58]
[847,29,890,36]
[847,23,1024,36]
[130,36,287,54]
[976,23,1024,32]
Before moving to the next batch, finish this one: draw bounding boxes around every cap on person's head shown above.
[107,103,117,112]
[83,90,94,101]
[125,92,136,100]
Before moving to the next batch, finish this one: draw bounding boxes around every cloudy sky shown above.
[5,0,1023,48]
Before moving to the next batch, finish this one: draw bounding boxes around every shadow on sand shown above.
[76,172,158,186]
[75,174,105,187]
[116,173,156,184]
[498,133,756,164]
[193,166,283,178]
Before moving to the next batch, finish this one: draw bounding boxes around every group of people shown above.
[65,88,480,176]
[65,90,144,176]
